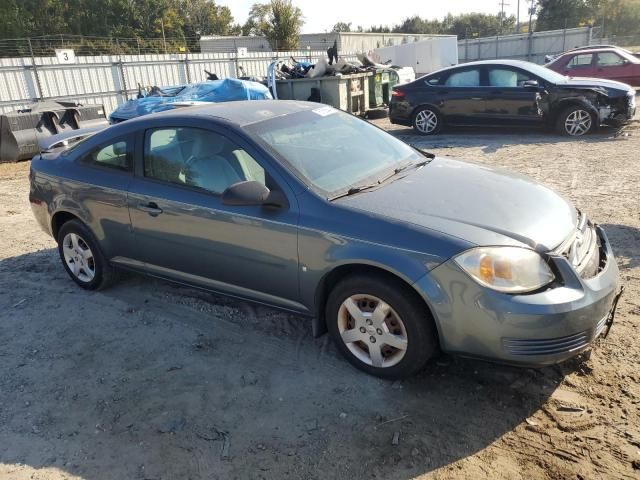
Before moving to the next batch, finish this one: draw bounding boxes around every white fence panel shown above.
[0,50,365,114]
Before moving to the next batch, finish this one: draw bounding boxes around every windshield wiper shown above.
[328,164,415,201]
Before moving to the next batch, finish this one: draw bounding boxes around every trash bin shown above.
[0,101,108,163]
[369,69,401,108]
[275,72,373,115]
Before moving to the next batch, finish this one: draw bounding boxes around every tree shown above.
[371,12,517,37]
[242,0,303,50]
[536,0,590,30]
[332,22,352,32]
[586,0,640,36]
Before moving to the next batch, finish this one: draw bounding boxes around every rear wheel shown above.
[556,106,594,136]
[57,219,117,290]
[326,274,438,379]
[412,106,442,135]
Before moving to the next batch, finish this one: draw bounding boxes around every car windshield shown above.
[523,63,568,83]
[249,107,422,196]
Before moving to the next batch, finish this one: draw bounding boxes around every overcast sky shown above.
[216,0,533,33]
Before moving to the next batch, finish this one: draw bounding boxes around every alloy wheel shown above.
[564,109,592,136]
[62,232,96,282]
[415,109,438,134]
[337,294,408,368]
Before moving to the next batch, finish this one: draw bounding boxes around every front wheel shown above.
[412,106,443,135]
[556,106,594,136]
[326,274,438,379]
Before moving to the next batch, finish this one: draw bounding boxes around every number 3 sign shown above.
[55,49,76,64]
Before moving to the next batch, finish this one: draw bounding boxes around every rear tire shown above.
[326,274,438,379]
[57,219,117,290]
[556,105,594,136]
[412,106,443,135]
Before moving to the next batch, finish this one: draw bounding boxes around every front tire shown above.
[57,219,116,290]
[556,106,594,136]
[412,106,443,135]
[326,274,438,379]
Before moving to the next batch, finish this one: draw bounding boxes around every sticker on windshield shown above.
[312,106,336,117]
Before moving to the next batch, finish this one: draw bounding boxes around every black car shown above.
[389,60,636,136]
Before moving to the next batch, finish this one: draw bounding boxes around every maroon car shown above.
[546,47,640,87]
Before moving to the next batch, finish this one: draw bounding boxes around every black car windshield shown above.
[521,63,568,83]
[249,107,422,195]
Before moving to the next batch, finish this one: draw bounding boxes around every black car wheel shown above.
[57,219,117,290]
[326,274,438,379]
[556,106,594,136]
[412,106,442,135]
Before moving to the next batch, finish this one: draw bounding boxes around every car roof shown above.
[432,59,540,71]
[117,100,319,129]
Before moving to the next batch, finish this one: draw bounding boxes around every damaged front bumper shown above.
[414,225,620,366]
[600,90,636,126]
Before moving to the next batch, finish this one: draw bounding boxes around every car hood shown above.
[559,76,634,93]
[337,157,577,251]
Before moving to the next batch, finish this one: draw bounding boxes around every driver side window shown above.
[143,127,265,195]
[597,52,625,67]
[488,68,533,87]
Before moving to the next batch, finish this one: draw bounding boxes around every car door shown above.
[435,67,486,125]
[125,124,302,310]
[595,51,637,85]
[481,66,544,125]
[561,52,595,77]
[71,135,136,259]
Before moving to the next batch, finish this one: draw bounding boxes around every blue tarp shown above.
[110,78,272,122]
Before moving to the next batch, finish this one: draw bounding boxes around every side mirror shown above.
[522,80,540,89]
[221,180,286,208]
[622,59,630,65]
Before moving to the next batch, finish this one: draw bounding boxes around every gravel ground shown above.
[0,115,639,480]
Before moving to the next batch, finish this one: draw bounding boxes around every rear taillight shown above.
[391,89,405,99]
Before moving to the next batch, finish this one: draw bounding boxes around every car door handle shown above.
[471,97,483,100]
[437,90,449,94]
[139,202,163,216]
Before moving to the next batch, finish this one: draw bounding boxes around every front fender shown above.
[550,97,600,122]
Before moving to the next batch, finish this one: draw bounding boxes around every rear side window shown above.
[597,52,625,66]
[445,69,480,87]
[143,127,265,194]
[425,74,442,86]
[567,54,593,69]
[79,138,130,171]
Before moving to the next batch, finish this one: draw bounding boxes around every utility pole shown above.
[528,0,536,34]
[498,0,510,35]
[516,0,520,33]
[161,18,167,54]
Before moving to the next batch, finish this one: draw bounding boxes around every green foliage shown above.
[366,12,517,37]
[242,0,303,50]
[0,0,238,41]
[332,22,352,33]
[537,0,640,35]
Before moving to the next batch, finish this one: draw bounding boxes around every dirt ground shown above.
[1,115,639,480]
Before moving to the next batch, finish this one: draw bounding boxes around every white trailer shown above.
[373,36,458,78]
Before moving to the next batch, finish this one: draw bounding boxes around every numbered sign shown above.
[237,47,248,58]
[55,49,76,64]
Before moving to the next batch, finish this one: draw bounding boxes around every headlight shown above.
[454,247,555,293]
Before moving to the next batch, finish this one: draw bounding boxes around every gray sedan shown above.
[29,101,621,378]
